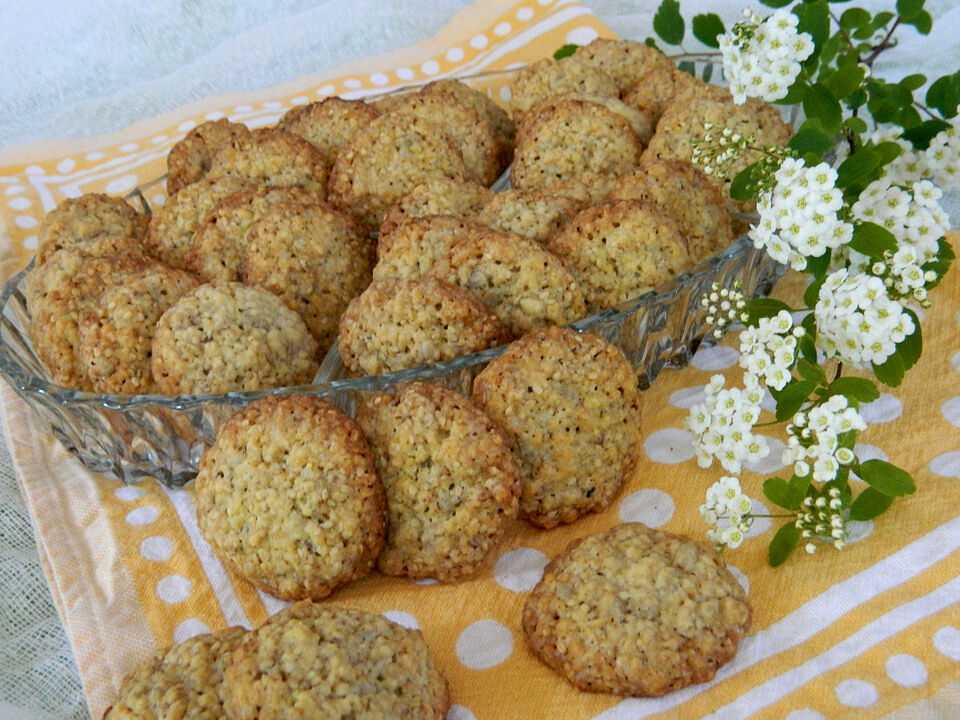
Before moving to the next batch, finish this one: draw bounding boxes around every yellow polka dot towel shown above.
[1,1,959,718]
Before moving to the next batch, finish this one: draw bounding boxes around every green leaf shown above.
[849,487,895,520]
[797,359,827,384]
[829,377,880,402]
[653,0,685,45]
[896,0,925,20]
[898,106,923,131]
[875,140,904,166]
[906,9,932,34]
[729,161,766,202]
[803,83,843,134]
[844,116,868,135]
[899,309,922,371]
[921,235,955,289]
[678,60,696,76]
[692,13,724,48]
[926,74,960,119]
[836,146,882,191]
[826,65,866,99]
[771,379,818,422]
[764,476,808,511]
[872,352,906,387]
[848,222,899,259]
[902,119,952,149]
[768,523,800,567]
[804,271,827,308]
[857,459,916,497]
[798,330,817,364]
[804,251,832,279]
[788,118,833,157]
[899,73,927,91]
[794,1,830,64]
[759,0,793,7]
[744,297,792,325]
[702,63,713,83]
[839,7,870,30]
[553,44,579,60]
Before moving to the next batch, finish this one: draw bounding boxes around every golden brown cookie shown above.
[207,127,329,194]
[420,79,516,149]
[509,56,618,120]
[622,65,697,127]
[379,177,492,236]
[534,173,619,207]
[277,96,381,165]
[374,215,485,281]
[573,38,675,93]
[103,626,247,720]
[151,282,318,394]
[548,199,693,312]
[338,277,509,377]
[195,395,384,600]
[427,230,586,337]
[36,193,150,266]
[241,202,372,351]
[356,382,520,581]
[521,93,653,145]
[471,327,641,528]
[166,119,251,195]
[78,265,199,395]
[223,602,449,720]
[523,523,751,696]
[476,189,585,246]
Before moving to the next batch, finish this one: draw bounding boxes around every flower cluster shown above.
[700,476,753,551]
[781,395,866,483]
[796,487,848,552]
[719,9,814,104]
[750,158,854,270]
[925,125,960,188]
[738,310,803,390]
[687,374,769,474]
[701,281,748,339]
[840,125,960,189]
[814,268,916,367]
[851,178,949,260]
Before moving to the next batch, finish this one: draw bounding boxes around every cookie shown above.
[207,127,329,194]
[277,96,381,164]
[622,65,697,127]
[187,184,325,283]
[509,56,618,120]
[427,230,586,337]
[420,79,516,148]
[166,119,251,194]
[151,282,318,394]
[103,626,247,720]
[476,188,585,246]
[380,177,492,236]
[573,38,675,93]
[548,199,693,312]
[195,395,384,600]
[523,523,751,696]
[144,175,250,270]
[241,202,372,351]
[78,265,200,395]
[521,93,653,146]
[471,327,641,527]
[607,159,735,262]
[328,113,470,233]
[356,382,520,581]
[338,277,509,377]
[534,172,619,207]
[374,215,486,281]
[223,602,449,720]
[36,193,150,267]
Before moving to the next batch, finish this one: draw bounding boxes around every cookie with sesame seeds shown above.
[420,79,516,148]
[379,177,492,236]
[374,215,486,281]
[622,65,698,127]
[509,56,618,120]
[476,188,586,247]
[520,93,653,146]
[533,173,619,207]
[573,38,675,94]
[206,127,329,194]
[166,118,251,195]
[277,96,381,165]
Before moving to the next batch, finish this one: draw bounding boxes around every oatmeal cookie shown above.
[523,523,751,696]
[338,277,509,377]
[476,188,585,246]
[471,327,641,528]
[36,193,150,266]
[374,215,485,281]
[573,38,675,93]
[241,202,372,351]
[379,177,492,236]
[534,173,619,207]
[166,119,251,195]
[622,65,697,127]
[548,199,693,312]
[510,56,618,120]
[420,79,516,148]
[356,382,520,581]
[207,127,329,194]
[277,96,381,165]
[151,282,318,394]
[521,93,653,145]
[103,626,247,720]
[427,230,586,336]
[195,395,384,600]
[223,602,449,720]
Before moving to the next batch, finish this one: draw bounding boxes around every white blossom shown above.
[687,374,770,474]
[781,396,866,483]
[701,476,753,551]
[739,310,800,390]
[924,125,960,188]
[796,487,847,551]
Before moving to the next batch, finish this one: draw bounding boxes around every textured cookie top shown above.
[608,159,734,263]
[356,382,520,581]
[78,265,199,395]
[241,201,372,352]
[427,230,586,337]
[338,277,509,377]
[374,215,485,281]
[622,66,696,126]
[103,626,247,720]
[187,184,325,283]
[144,175,251,270]
[278,97,381,165]
[573,38,675,93]
[328,113,470,233]
[523,523,751,696]
[510,56,618,119]
[534,173,619,207]
[548,199,693,312]
[471,326,641,527]
[420,79,516,148]
[224,602,449,720]
[195,395,385,601]
[379,177,492,236]
[476,188,585,246]
[521,93,653,146]
[151,282,318,394]
[207,127,330,194]
[37,193,149,266]
[166,119,251,195]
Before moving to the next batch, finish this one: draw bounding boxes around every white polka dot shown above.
[156,574,192,604]
[140,535,174,562]
[941,397,960,427]
[383,610,419,630]
[934,626,960,660]
[152,194,166,206]
[24,165,44,175]
[835,679,878,707]
[618,488,675,527]
[125,506,158,525]
[86,152,105,161]
[396,68,414,81]
[854,443,888,463]
[447,706,477,720]
[8,197,30,210]
[55,159,75,174]
[118,143,138,153]
[410,577,437,586]
[455,619,513,669]
[14,215,37,229]
[668,385,705,409]
[743,436,787,475]
[262,101,282,110]
[173,618,210,644]
[643,428,695,464]
[566,26,599,45]
[494,548,548,592]
[104,174,138,194]
[290,96,309,105]
[494,22,511,36]
[114,485,145,502]
[446,47,464,62]
[516,7,534,21]
[470,34,488,49]
[743,498,772,537]
[204,111,225,121]
[860,393,902,423]
[343,78,362,89]
[845,520,873,544]
[5,185,25,195]
[22,235,38,250]
[930,451,960,478]
[727,565,749,594]
[151,135,168,144]
[499,86,511,102]
[952,351,960,372]
[177,120,196,132]
[317,85,335,96]
[785,711,826,720]
[886,653,927,686]
[421,60,440,76]
[369,72,389,86]
[691,345,739,370]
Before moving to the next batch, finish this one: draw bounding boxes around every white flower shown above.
[701,476,753,551]
[781,398,866,483]
[686,374,769,474]
[739,310,800,390]
[924,125,960,188]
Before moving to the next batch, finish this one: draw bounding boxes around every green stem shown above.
[863,17,901,67]
[828,10,856,49]
[913,101,943,121]
[666,51,722,60]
